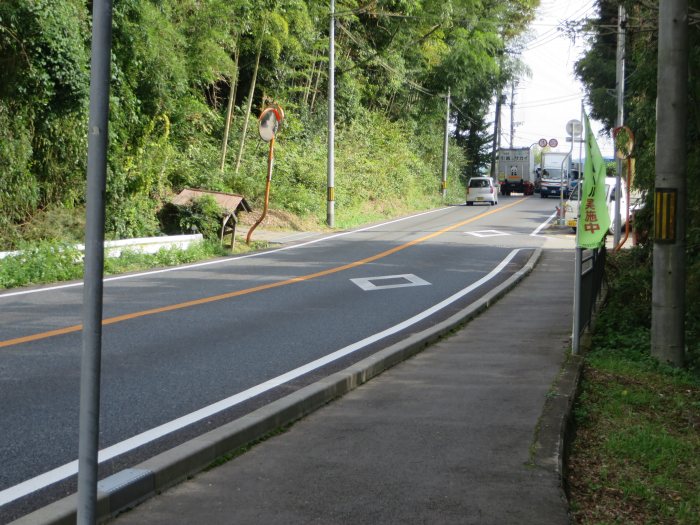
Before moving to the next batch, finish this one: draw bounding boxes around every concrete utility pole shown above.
[497,93,505,151]
[509,82,515,149]
[441,88,450,199]
[652,0,687,366]
[78,0,112,523]
[614,5,626,246]
[327,0,335,227]
[490,90,503,179]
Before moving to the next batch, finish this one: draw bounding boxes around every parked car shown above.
[565,176,640,234]
[466,177,498,206]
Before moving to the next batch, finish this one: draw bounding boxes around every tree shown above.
[574,0,700,369]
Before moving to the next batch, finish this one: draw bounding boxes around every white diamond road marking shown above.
[465,230,510,238]
[351,274,431,291]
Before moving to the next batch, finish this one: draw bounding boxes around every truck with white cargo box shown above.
[496,147,535,196]
[539,151,571,198]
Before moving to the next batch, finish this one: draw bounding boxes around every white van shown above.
[565,176,629,234]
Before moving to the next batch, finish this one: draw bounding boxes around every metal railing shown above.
[572,246,606,353]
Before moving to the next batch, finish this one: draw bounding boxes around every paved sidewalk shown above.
[110,248,575,525]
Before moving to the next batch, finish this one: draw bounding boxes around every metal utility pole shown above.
[441,88,450,199]
[652,0,687,367]
[78,0,112,523]
[572,102,585,354]
[578,102,585,177]
[490,89,503,179]
[327,0,335,227]
[614,5,626,246]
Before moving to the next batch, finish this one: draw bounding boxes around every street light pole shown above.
[78,1,112,523]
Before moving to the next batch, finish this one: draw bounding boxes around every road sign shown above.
[549,138,558,148]
[566,119,583,137]
[538,138,548,148]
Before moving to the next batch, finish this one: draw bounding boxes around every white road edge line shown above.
[530,210,557,237]
[0,248,521,507]
[0,208,449,299]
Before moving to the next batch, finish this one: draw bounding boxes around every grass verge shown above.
[0,238,269,290]
[567,247,700,524]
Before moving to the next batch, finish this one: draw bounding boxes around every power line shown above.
[525,31,564,50]
[517,94,583,109]
[449,99,481,126]
[525,4,596,50]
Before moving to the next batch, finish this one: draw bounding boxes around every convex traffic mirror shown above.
[258,105,285,142]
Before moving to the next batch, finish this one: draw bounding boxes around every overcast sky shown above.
[498,0,615,159]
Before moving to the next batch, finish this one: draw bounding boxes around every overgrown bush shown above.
[18,206,86,244]
[0,241,83,288]
[686,255,700,374]
[0,103,37,236]
[173,195,224,241]
[105,193,161,240]
[594,245,699,375]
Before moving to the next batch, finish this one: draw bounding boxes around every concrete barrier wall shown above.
[0,234,203,260]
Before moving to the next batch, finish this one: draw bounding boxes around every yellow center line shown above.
[1,199,524,349]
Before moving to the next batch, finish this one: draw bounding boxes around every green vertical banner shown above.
[578,114,611,248]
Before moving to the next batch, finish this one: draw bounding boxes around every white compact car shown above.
[466,177,498,206]
[565,176,641,234]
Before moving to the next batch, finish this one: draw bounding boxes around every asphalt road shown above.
[0,195,566,520]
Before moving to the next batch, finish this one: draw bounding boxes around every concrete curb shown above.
[531,352,584,520]
[12,248,543,525]
[532,354,584,474]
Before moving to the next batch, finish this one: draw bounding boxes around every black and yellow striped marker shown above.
[654,188,677,243]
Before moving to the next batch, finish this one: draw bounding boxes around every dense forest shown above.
[0,0,538,248]
[574,0,699,366]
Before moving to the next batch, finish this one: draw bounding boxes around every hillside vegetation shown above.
[0,0,538,249]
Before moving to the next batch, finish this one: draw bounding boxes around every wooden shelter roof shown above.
[171,188,251,214]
